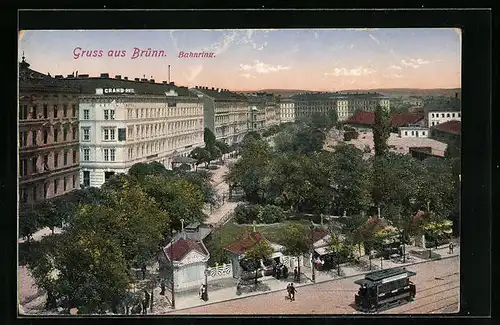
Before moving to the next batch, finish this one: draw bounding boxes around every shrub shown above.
[258,205,286,224]
[234,204,262,224]
[344,131,359,141]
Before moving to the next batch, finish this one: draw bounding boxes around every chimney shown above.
[211,87,215,90]
[78,74,89,78]
[162,81,168,84]
[115,75,122,79]
[169,82,174,85]
[124,76,128,80]
[150,79,155,83]
[141,78,148,82]
[66,74,74,78]
[134,78,140,81]
[100,73,109,78]
[54,75,63,79]
[168,65,171,83]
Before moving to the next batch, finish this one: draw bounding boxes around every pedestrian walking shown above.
[293,267,298,282]
[286,283,292,301]
[160,280,165,296]
[141,264,147,280]
[289,283,297,301]
[199,284,204,300]
[448,241,454,254]
[142,291,150,314]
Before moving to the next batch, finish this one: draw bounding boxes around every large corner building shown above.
[18,57,81,204]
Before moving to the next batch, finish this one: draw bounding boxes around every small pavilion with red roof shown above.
[159,237,210,292]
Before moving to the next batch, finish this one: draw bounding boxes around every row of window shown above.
[19,104,77,120]
[81,109,115,121]
[430,112,460,118]
[20,174,78,203]
[125,106,203,120]
[19,127,78,147]
[403,130,427,136]
[19,150,78,177]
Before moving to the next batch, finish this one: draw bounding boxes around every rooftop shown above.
[194,86,248,100]
[344,111,425,127]
[431,120,461,135]
[224,231,267,255]
[164,238,209,262]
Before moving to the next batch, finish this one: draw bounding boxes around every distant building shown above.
[430,120,461,144]
[191,86,248,145]
[279,97,295,123]
[427,111,461,127]
[398,126,429,138]
[343,111,423,131]
[246,92,279,132]
[291,92,390,122]
[19,56,81,204]
[63,74,204,188]
[409,147,445,160]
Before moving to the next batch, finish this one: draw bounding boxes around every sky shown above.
[18,29,461,91]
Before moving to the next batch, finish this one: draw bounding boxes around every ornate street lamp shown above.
[204,268,210,301]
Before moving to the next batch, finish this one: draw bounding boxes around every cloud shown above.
[205,30,269,54]
[240,73,256,79]
[183,65,203,81]
[239,60,291,74]
[255,42,268,51]
[324,66,376,77]
[400,58,431,69]
[350,44,354,49]
[169,31,180,52]
[390,65,402,70]
[389,49,397,59]
[383,73,404,79]
[369,34,380,45]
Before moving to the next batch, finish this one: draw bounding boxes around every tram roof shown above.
[355,267,416,286]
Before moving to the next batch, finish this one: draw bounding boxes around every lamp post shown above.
[170,229,176,309]
[310,224,316,282]
[204,268,210,301]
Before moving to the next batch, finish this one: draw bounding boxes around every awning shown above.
[314,247,331,256]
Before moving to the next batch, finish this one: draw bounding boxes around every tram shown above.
[354,267,416,312]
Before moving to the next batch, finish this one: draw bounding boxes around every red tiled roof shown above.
[389,112,425,127]
[312,228,329,242]
[224,232,267,255]
[344,111,375,126]
[432,120,461,135]
[164,238,209,262]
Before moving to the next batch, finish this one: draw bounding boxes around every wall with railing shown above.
[206,263,233,280]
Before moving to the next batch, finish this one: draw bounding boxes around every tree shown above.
[244,240,274,285]
[215,141,231,160]
[423,219,453,247]
[174,169,217,205]
[226,137,274,204]
[329,144,373,216]
[326,109,339,131]
[28,230,132,314]
[311,112,329,130]
[258,205,286,224]
[372,104,391,157]
[19,203,41,243]
[373,153,426,262]
[204,127,216,147]
[326,233,352,275]
[234,204,262,224]
[280,224,310,282]
[189,147,210,168]
[141,176,205,230]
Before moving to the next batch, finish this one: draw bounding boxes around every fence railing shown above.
[206,263,233,280]
[212,211,234,230]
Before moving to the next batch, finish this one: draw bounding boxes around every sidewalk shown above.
[160,243,460,313]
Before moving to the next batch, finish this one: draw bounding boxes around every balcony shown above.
[19,164,80,185]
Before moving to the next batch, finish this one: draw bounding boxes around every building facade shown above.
[19,57,81,204]
[191,87,248,145]
[246,93,270,133]
[427,111,461,127]
[291,92,390,122]
[398,126,429,138]
[63,74,204,188]
[279,97,295,123]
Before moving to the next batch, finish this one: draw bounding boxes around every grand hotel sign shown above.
[95,88,135,95]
